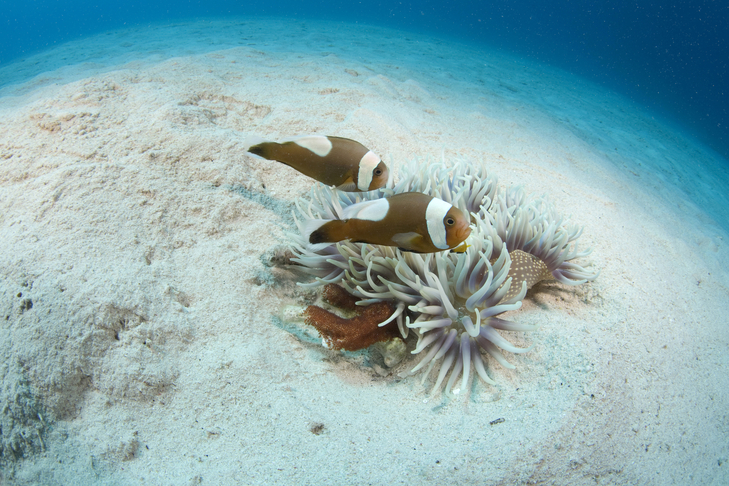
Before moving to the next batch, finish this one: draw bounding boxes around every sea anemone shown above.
[493,186,600,302]
[288,157,597,395]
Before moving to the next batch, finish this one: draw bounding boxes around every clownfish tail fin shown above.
[304,219,348,245]
[244,135,274,160]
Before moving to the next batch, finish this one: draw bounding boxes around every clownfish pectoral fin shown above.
[335,179,358,192]
[391,232,423,252]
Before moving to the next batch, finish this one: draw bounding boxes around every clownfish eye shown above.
[445,217,455,226]
[374,168,383,176]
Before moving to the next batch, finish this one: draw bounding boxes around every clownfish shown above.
[246,135,389,192]
[305,192,472,253]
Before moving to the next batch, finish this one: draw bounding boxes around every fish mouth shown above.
[457,225,471,242]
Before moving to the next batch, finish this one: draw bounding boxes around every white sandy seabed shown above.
[0,17,728,486]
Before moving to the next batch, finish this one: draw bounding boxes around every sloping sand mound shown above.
[1,18,727,485]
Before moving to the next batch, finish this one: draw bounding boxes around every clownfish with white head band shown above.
[304,192,472,253]
[246,135,389,192]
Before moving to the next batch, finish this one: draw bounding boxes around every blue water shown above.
[1,0,728,160]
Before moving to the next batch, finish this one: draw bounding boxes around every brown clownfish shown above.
[304,192,472,253]
[246,135,389,192]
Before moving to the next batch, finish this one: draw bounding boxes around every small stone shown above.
[373,337,407,368]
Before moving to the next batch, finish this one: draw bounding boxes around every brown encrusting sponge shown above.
[304,284,399,351]
[320,282,360,311]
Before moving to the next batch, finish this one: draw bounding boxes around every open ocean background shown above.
[2,0,728,160]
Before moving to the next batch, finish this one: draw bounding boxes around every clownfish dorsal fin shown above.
[282,135,333,157]
[340,198,389,221]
